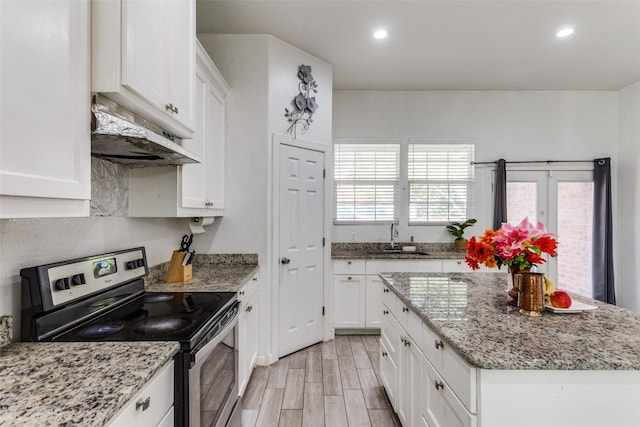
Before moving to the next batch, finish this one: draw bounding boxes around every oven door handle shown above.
[192,307,239,367]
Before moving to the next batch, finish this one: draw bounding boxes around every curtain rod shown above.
[471,159,595,165]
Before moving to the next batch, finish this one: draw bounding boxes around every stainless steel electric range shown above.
[20,247,241,427]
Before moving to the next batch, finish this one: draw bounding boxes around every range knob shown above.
[71,273,86,286]
[54,278,70,291]
[125,260,137,270]
[136,258,145,268]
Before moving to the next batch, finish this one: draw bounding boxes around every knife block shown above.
[165,251,192,283]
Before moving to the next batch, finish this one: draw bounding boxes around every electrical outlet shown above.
[350,232,356,242]
[0,316,13,347]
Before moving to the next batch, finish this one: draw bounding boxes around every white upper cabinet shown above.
[128,41,229,217]
[92,0,195,138]
[0,0,91,218]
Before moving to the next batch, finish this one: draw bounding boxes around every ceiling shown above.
[196,0,640,91]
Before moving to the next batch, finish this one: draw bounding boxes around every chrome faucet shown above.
[390,222,399,249]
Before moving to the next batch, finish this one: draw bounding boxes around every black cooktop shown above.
[53,291,236,350]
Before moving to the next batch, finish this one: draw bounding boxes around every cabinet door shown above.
[202,71,225,210]
[180,65,209,209]
[166,0,195,130]
[333,275,366,328]
[0,0,90,217]
[121,0,167,109]
[398,335,422,427]
[365,276,383,328]
[379,338,398,411]
[238,290,259,395]
[421,356,476,427]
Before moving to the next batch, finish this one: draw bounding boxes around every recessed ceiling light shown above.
[373,29,388,39]
[556,27,575,38]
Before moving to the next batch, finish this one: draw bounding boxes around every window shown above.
[334,143,399,222]
[408,143,474,223]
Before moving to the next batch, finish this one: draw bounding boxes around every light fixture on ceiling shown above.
[373,29,388,39]
[556,27,575,38]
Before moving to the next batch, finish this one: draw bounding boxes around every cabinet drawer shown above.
[442,259,471,272]
[333,260,366,275]
[381,306,401,364]
[238,274,259,303]
[422,323,477,413]
[422,357,476,427]
[107,361,174,427]
[366,259,442,274]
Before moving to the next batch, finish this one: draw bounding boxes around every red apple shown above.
[550,290,572,309]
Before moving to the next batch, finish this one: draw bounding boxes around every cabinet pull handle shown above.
[347,261,352,265]
[435,340,444,349]
[402,307,409,312]
[239,291,245,296]
[348,276,352,280]
[253,277,258,282]
[383,288,389,293]
[400,337,405,344]
[435,380,445,390]
[246,305,252,312]
[382,351,388,357]
[383,310,389,315]
[404,338,411,347]
[136,396,151,411]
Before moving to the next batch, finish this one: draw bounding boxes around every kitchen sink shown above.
[367,250,431,256]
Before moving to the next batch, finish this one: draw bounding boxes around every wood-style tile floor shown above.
[241,335,401,427]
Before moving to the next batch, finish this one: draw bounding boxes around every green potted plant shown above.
[446,218,477,253]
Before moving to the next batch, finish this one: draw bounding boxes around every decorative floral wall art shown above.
[285,64,319,138]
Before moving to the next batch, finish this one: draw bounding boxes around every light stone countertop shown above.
[0,341,179,426]
[144,253,259,293]
[331,242,464,260]
[379,272,640,370]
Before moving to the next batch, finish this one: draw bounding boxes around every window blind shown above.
[334,143,399,222]
[408,143,474,223]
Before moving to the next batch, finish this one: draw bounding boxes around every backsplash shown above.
[91,157,128,216]
[0,316,13,348]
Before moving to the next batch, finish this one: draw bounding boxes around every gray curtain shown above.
[493,159,508,230]
[592,158,615,304]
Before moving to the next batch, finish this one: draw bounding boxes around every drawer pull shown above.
[136,396,151,411]
[404,338,410,347]
[435,380,445,390]
[383,310,389,315]
[348,276,352,280]
[402,307,409,312]
[246,305,253,312]
[347,261,352,265]
[382,351,388,357]
[253,277,258,282]
[435,340,444,349]
[383,288,389,293]
[239,290,245,296]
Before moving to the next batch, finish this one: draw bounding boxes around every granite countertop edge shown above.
[0,341,180,426]
[379,272,640,371]
[332,250,464,260]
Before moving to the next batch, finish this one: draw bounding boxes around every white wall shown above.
[197,34,333,361]
[332,90,618,243]
[616,82,640,312]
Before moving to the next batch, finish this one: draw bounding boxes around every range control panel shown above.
[46,248,146,307]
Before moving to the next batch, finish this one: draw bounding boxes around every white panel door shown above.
[279,144,324,357]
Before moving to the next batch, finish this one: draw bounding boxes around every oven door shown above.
[188,304,239,427]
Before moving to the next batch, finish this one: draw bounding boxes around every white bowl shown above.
[402,246,416,252]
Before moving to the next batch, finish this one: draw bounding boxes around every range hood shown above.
[91,95,201,167]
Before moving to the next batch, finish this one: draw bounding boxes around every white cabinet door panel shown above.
[333,275,366,328]
[365,275,383,328]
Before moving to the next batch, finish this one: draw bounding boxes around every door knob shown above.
[281,257,291,265]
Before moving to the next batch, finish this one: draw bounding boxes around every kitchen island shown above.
[379,272,640,427]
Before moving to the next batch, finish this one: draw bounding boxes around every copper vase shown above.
[515,272,545,316]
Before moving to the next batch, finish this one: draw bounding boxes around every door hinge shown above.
[322,237,325,247]
[323,169,326,179]
[322,306,325,316]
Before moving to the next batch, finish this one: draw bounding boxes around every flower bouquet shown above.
[465,217,558,271]
[465,218,558,308]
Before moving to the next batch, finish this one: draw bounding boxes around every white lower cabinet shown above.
[107,361,174,427]
[333,258,484,331]
[381,282,477,427]
[333,274,366,328]
[238,275,259,395]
